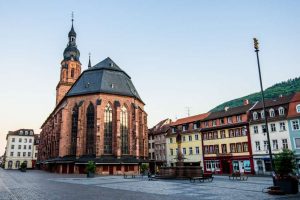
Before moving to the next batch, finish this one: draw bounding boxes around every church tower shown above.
[56,18,81,105]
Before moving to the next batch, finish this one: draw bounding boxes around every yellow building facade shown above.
[166,132,203,166]
[201,103,254,174]
[166,113,209,167]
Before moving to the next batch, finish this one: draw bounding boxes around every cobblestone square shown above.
[1,169,300,200]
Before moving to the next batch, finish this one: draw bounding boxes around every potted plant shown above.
[274,149,299,194]
[86,161,96,178]
[140,163,149,175]
[20,162,27,172]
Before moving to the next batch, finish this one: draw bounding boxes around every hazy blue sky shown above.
[0,0,300,155]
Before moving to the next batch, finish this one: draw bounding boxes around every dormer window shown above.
[296,104,300,113]
[237,115,242,122]
[182,125,188,131]
[171,127,176,133]
[193,123,197,129]
[278,107,284,115]
[204,121,209,127]
[193,122,200,129]
[253,112,258,120]
[269,109,275,117]
[261,110,265,119]
[220,118,224,125]
[227,117,232,124]
[212,120,217,126]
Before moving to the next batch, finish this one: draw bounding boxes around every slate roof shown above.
[204,104,253,121]
[66,57,143,103]
[171,113,210,126]
[250,94,294,110]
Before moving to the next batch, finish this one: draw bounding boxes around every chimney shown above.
[243,99,249,105]
[224,107,229,111]
[279,94,283,98]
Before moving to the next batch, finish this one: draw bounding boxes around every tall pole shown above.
[253,38,275,178]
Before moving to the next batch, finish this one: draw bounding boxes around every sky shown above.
[0,0,300,155]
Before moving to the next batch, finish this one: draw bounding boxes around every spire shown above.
[68,12,76,39]
[71,11,74,26]
[63,12,80,62]
[88,53,91,68]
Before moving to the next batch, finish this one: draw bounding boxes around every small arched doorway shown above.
[15,160,20,169]
[8,161,13,169]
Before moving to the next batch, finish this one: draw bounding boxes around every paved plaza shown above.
[0,169,300,200]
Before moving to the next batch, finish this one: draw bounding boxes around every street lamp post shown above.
[253,38,275,180]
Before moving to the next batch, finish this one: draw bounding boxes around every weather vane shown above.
[253,38,259,51]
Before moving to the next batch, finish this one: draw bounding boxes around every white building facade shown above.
[148,119,171,173]
[4,129,36,169]
[249,95,293,175]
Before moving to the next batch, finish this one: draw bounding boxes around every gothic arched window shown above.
[138,110,144,156]
[70,104,79,155]
[104,104,113,154]
[120,106,128,154]
[86,103,95,155]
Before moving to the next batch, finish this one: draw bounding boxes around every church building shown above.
[38,19,148,175]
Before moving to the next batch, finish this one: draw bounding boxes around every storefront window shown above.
[243,160,251,172]
[205,160,220,171]
[233,161,239,172]
[265,160,272,172]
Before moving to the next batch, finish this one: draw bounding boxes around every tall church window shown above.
[138,111,144,156]
[70,104,79,155]
[86,103,95,155]
[120,106,128,154]
[104,104,113,154]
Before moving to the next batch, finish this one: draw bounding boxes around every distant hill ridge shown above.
[210,77,300,112]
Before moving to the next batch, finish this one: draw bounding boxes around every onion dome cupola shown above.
[63,18,80,62]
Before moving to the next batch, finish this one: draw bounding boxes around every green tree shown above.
[274,149,296,176]
[140,163,149,173]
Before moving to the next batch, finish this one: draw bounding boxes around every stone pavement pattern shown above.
[1,168,300,200]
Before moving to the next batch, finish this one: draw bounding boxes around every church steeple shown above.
[56,13,82,105]
[63,13,80,62]
[68,14,77,45]
[88,53,91,68]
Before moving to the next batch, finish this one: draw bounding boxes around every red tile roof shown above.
[287,92,300,118]
[171,113,210,126]
[148,118,172,135]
